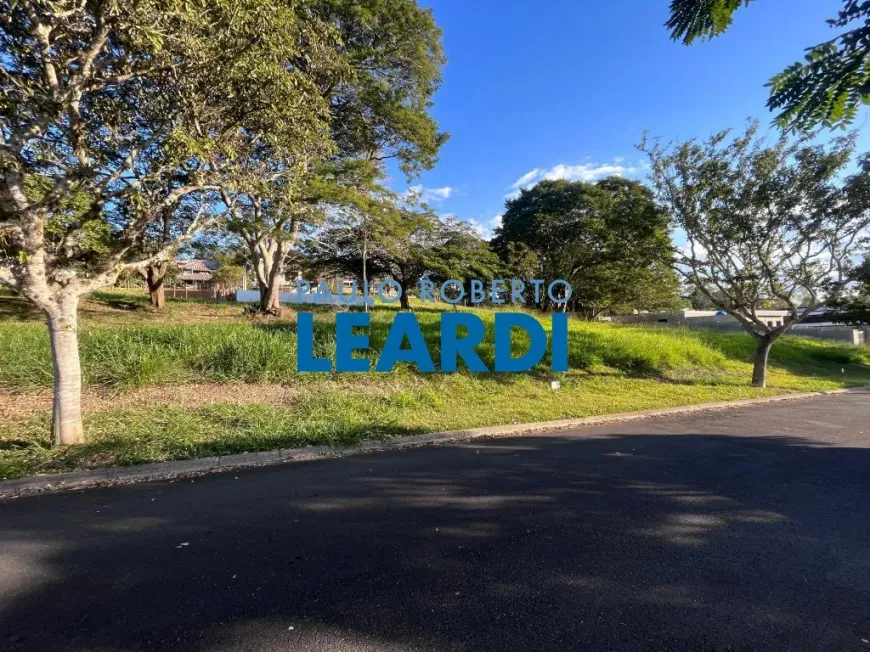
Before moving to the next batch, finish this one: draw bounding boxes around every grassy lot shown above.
[1,288,868,480]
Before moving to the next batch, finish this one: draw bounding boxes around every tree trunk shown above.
[253,241,284,316]
[400,292,411,310]
[46,296,84,446]
[751,336,774,388]
[362,225,369,314]
[261,279,281,315]
[145,264,166,309]
[142,262,169,309]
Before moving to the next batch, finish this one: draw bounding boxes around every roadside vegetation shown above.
[1,291,868,480]
[3,1,868,450]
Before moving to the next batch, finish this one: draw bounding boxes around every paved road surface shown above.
[2,392,869,651]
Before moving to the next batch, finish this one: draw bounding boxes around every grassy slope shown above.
[1,289,868,480]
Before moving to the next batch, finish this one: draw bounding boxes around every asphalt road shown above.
[1,392,869,652]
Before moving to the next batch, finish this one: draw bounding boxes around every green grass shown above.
[1,290,868,480]
[1,308,867,390]
[0,375,788,480]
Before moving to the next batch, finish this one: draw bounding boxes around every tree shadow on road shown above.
[1,407,869,651]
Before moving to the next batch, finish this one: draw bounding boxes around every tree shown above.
[136,197,210,308]
[322,0,447,175]
[425,216,502,305]
[222,0,447,315]
[666,0,870,131]
[221,173,316,315]
[210,255,246,294]
[372,207,439,311]
[640,121,870,387]
[304,203,496,311]
[307,161,405,311]
[0,0,339,444]
[305,200,436,310]
[684,281,723,310]
[492,177,678,317]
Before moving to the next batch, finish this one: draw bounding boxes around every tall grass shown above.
[2,303,869,480]
[1,308,868,390]
[0,323,306,389]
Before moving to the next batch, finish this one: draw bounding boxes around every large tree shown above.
[135,195,213,308]
[0,0,339,444]
[666,0,870,131]
[492,177,678,318]
[221,160,326,315]
[303,203,496,311]
[305,200,436,310]
[425,216,503,305]
[301,161,404,310]
[640,121,870,387]
[223,0,447,315]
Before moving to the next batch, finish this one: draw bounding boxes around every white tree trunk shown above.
[46,296,84,445]
[252,240,287,315]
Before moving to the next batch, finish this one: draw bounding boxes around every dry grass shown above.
[0,383,301,422]
[0,288,251,326]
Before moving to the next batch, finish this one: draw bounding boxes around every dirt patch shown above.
[0,383,302,422]
[0,376,421,423]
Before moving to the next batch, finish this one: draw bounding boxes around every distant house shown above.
[175,259,219,287]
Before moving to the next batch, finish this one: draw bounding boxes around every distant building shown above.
[611,308,867,346]
[612,309,791,330]
[791,306,845,327]
[175,259,219,287]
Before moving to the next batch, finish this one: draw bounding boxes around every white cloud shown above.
[511,168,542,189]
[467,214,503,241]
[407,185,452,202]
[541,162,639,182]
[506,159,640,199]
[428,186,452,199]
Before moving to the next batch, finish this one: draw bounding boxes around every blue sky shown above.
[398,0,870,240]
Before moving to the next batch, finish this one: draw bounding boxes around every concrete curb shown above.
[1,386,867,500]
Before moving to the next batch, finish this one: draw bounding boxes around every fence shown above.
[791,325,867,345]
[164,288,235,301]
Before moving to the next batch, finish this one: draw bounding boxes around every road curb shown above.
[1,386,867,499]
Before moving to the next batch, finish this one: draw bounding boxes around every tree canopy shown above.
[322,0,448,175]
[302,196,499,310]
[666,0,870,131]
[640,120,870,386]
[216,0,447,314]
[0,0,339,295]
[492,177,679,318]
[0,0,446,444]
